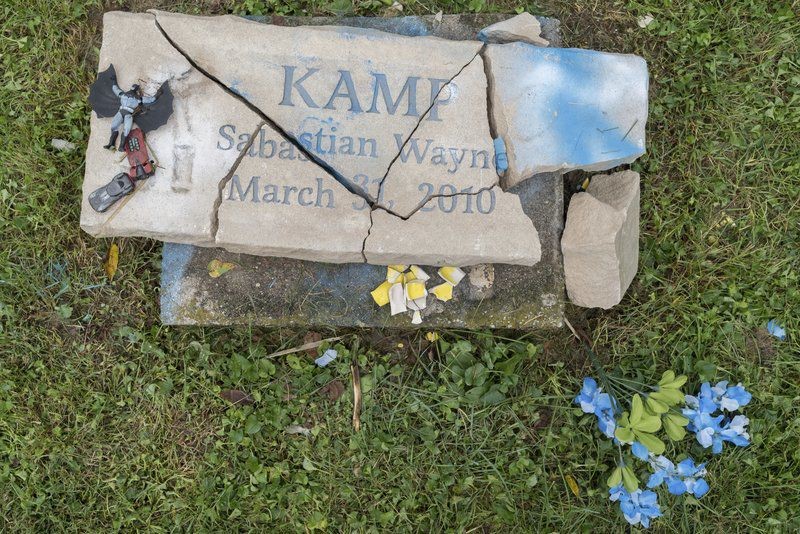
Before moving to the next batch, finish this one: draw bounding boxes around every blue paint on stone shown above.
[160,243,195,323]
[227,79,251,99]
[489,42,648,181]
[493,137,508,173]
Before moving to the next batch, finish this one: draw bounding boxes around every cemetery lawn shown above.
[1,0,798,531]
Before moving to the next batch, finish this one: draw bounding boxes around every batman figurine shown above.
[89,64,174,150]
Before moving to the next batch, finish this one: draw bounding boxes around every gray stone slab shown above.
[160,13,564,329]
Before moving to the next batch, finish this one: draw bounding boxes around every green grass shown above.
[1,0,799,531]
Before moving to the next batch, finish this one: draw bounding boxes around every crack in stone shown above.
[479,45,499,142]
[360,208,374,262]
[374,47,486,219]
[209,121,265,242]
[151,13,376,206]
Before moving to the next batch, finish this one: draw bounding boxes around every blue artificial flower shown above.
[766,319,786,340]
[676,458,710,498]
[609,484,662,528]
[685,381,752,415]
[720,414,751,448]
[686,411,750,454]
[575,378,603,413]
[689,412,727,453]
[717,382,752,412]
[574,377,617,438]
[647,456,709,498]
[595,407,617,439]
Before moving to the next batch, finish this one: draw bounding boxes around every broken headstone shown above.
[561,170,640,309]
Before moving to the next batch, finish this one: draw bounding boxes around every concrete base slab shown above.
[161,171,563,328]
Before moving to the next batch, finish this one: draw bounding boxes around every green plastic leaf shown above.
[662,387,686,404]
[621,465,639,492]
[607,467,622,488]
[658,370,676,386]
[634,431,666,455]
[615,427,635,443]
[650,388,685,406]
[634,414,662,433]
[664,417,687,441]
[617,412,630,427]
[646,396,669,414]
[661,374,687,389]
[630,394,644,424]
[665,413,689,427]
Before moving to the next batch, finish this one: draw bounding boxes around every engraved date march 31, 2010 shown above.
[350,175,496,215]
[225,173,496,215]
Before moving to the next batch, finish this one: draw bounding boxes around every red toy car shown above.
[123,128,155,180]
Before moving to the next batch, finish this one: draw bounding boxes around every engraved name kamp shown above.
[278,66,454,121]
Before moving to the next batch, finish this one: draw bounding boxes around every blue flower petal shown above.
[666,477,687,495]
[693,478,710,498]
[676,458,697,477]
[766,320,786,340]
[631,441,649,461]
[638,490,658,507]
[647,471,665,488]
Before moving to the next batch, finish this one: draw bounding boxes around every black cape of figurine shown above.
[89,64,174,132]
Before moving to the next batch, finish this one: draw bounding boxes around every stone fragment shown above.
[214,123,372,263]
[477,13,549,46]
[80,12,262,244]
[637,14,655,28]
[151,10,483,196]
[378,55,498,218]
[561,170,640,309]
[51,138,77,152]
[485,43,648,188]
[364,187,541,267]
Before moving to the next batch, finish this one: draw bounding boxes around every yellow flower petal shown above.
[104,243,119,281]
[405,279,427,301]
[431,283,453,302]
[403,271,417,283]
[386,266,403,284]
[409,265,430,281]
[370,281,391,307]
[438,266,465,286]
[208,259,236,278]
